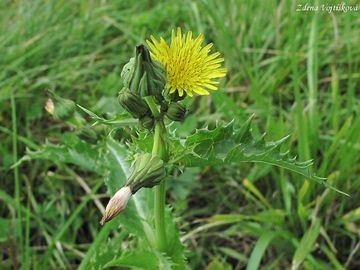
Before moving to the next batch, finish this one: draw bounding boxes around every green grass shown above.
[1,0,359,269]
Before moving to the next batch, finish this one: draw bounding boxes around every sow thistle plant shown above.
[19,28,345,269]
[102,29,227,227]
[98,28,344,267]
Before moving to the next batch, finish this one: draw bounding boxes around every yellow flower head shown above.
[146,28,226,97]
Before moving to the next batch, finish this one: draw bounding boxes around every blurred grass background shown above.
[0,0,359,269]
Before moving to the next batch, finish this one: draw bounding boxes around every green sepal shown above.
[129,52,143,94]
[126,153,166,193]
[166,102,187,122]
[121,57,135,87]
[118,88,151,119]
[139,71,149,96]
[139,115,155,130]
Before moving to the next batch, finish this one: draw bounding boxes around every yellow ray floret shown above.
[146,28,227,97]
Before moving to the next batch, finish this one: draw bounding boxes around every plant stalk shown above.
[11,93,24,266]
[145,96,167,252]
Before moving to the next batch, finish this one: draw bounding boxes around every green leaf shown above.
[105,137,130,194]
[207,209,285,226]
[77,104,137,127]
[0,218,10,243]
[13,134,102,173]
[291,219,321,270]
[78,219,126,270]
[246,231,277,270]
[175,117,347,195]
[104,249,172,270]
[206,258,232,270]
[77,104,104,120]
[164,207,189,270]
[78,137,155,269]
[105,137,155,242]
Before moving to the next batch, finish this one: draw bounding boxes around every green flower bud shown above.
[118,88,151,119]
[122,45,166,99]
[121,57,135,86]
[129,51,143,94]
[139,115,155,130]
[166,102,187,122]
[46,91,76,120]
[138,71,149,96]
[126,153,166,193]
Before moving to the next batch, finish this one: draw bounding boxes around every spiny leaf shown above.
[165,207,189,270]
[77,219,125,270]
[174,116,347,195]
[13,134,102,173]
[104,249,172,270]
[77,104,137,127]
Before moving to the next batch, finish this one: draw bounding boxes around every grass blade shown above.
[246,231,277,270]
[291,218,321,270]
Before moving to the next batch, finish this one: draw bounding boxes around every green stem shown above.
[144,96,160,118]
[145,96,167,252]
[11,93,23,266]
[154,167,167,252]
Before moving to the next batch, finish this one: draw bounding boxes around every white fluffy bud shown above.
[100,186,132,225]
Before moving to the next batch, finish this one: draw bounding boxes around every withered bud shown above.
[100,186,132,225]
[45,98,54,115]
[46,91,76,120]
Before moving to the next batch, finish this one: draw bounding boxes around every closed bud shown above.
[118,88,151,119]
[129,51,143,94]
[139,71,149,96]
[126,153,166,193]
[139,115,155,130]
[46,91,76,120]
[166,102,187,122]
[121,57,135,87]
[122,45,166,99]
[100,186,132,225]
